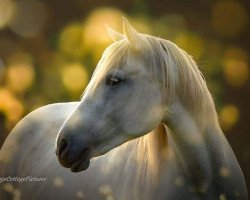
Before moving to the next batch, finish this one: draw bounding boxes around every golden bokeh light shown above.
[75,190,85,199]
[0,0,13,29]
[61,63,88,93]
[224,47,248,63]
[8,0,48,38]
[2,183,14,193]
[99,184,112,196]
[0,88,24,125]
[212,1,248,38]
[6,63,35,93]
[223,60,248,87]
[219,194,227,200]
[222,49,248,87]
[219,166,230,178]
[220,104,239,131]
[83,7,126,62]
[53,176,64,187]
[59,23,84,59]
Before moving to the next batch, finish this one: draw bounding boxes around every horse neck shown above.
[162,97,219,192]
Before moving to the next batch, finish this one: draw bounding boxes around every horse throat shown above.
[163,100,213,193]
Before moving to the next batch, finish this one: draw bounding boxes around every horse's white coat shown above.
[0,18,248,200]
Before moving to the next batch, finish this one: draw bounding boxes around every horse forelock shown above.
[81,40,129,97]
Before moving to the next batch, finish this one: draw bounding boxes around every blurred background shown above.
[0,0,249,193]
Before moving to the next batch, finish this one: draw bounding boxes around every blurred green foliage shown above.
[0,0,249,191]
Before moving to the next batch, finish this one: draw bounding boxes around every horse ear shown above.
[122,17,144,51]
[106,24,124,42]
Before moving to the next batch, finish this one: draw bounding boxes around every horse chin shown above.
[70,158,90,173]
[70,148,92,173]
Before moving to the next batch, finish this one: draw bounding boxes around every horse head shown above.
[55,18,169,172]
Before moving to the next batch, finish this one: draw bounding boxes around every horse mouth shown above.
[59,148,91,172]
[70,148,91,173]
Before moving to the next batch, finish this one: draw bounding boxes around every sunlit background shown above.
[0,0,249,193]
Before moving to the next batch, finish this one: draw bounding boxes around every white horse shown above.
[0,18,248,200]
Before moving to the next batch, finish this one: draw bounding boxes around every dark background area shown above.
[0,0,249,194]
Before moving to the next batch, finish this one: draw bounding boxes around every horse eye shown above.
[106,76,122,86]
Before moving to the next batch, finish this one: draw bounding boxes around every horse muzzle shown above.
[56,137,93,172]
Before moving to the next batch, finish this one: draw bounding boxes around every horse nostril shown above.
[58,138,68,158]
